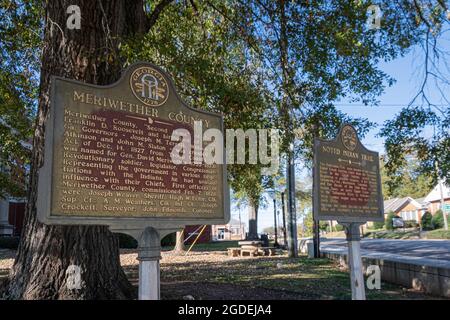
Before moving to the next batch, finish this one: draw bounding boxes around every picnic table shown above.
[227,240,278,257]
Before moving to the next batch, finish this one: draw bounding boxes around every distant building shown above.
[383,197,426,222]
[0,198,13,236]
[0,197,26,237]
[183,225,212,244]
[211,218,246,241]
[423,180,450,214]
[0,134,31,237]
[381,181,450,223]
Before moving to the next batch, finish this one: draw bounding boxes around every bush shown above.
[334,224,344,232]
[403,220,419,228]
[431,210,450,230]
[372,221,385,230]
[319,221,329,231]
[421,211,433,230]
[0,236,20,249]
[385,212,396,230]
[115,233,137,249]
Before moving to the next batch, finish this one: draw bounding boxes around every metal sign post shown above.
[137,227,161,300]
[313,124,384,300]
[340,222,366,300]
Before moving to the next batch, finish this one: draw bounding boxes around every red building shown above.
[0,198,26,237]
[183,225,212,244]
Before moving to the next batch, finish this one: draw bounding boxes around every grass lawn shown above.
[363,229,421,239]
[2,243,446,300]
[163,240,241,252]
[322,231,346,238]
[424,229,450,239]
[120,245,441,300]
[362,228,450,240]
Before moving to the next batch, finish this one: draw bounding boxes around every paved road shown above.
[321,238,450,264]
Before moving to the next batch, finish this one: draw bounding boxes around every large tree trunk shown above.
[247,199,259,240]
[5,0,151,299]
[174,231,185,253]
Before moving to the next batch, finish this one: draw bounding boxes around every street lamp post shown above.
[273,199,279,247]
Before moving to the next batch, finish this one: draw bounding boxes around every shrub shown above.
[334,224,344,232]
[0,236,20,249]
[421,211,433,230]
[431,210,450,230]
[385,212,396,230]
[403,220,419,228]
[319,221,329,231]
[372,221,385,230]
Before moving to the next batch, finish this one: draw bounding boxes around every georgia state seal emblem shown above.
[130,66,169,107]
[341,125,357,151]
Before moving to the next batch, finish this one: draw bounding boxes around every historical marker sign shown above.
[37,62,230,231]
[313,124,384,223]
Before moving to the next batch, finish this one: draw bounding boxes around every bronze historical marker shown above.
[37,62,230,231]
[313,124,384,223]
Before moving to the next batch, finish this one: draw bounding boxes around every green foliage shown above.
[372,221,385,230]
[403,220,419,228]
[334,224,344,232]
[421,211,433,230]
[377,2,450,188]
[380,106,450,188]
[238,0,434,160]
[385,212,397,230]
[431,210,449,230]
[299,210,314,237]
[319,221,329,231]
[0,0,42,198]
[380,156,432,199]
[425,228,450,239]
[122,1,274,210]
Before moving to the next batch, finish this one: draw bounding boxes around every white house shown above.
[423,180,450,215]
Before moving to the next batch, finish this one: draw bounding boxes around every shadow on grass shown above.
[123,254,433,300]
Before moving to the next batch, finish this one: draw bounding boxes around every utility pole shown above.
[273,199,279,247]
[438,179,449,231]
[435,161,448,231]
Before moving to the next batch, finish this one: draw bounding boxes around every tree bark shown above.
[174,231,185,253]
[247,199,259,240]
[5,0,154,300]
[278,0,298,258]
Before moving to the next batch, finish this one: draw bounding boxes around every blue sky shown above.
[232,39,450,233]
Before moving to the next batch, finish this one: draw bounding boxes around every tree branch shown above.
[147,0,174,31]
